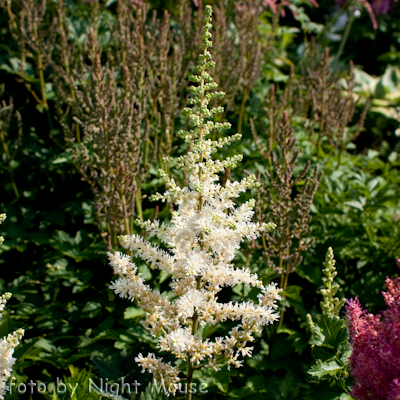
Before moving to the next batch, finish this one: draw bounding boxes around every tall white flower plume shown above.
[107,6,281,398]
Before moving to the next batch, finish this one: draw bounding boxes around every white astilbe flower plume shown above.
[0,214,24,399]
[108,6,281,397]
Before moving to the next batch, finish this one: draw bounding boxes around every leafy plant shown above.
[0,0,398,399]
[307,247,352,398]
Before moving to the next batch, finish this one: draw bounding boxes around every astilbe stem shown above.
[2,0,55,129]
[0,86,22,199]
[107,6,282,397]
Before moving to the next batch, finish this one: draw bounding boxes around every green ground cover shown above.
[0,0,399,399]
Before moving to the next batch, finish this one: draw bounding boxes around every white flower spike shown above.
[108,5,281,398]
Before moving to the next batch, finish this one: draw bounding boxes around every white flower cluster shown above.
[0,214,6,246]
[108,6,281,395]
[0,214,24,400]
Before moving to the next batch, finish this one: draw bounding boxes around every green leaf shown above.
[312,345,336,361]
[317,315,348,350]
[82,302,102,318]
[126,326,158,344]
[62,366,100,400]
[308,360,344,378]
[368,177,380,192]
[282,285,302,302]
[195,367,236,393]
[309,382,349,400]
[343,201,364,211]
[308,319,325,346]
[34,338,57,353]
[131,383,166,400]
[92,357,125,382]
[265,371,307,400]
[124,307,145,319]
[227,375,267,398]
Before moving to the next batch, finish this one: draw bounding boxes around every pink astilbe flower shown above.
[387,379,400,400]
[345,276,400,400]
[263,0,319,16]
[335,0,399,29]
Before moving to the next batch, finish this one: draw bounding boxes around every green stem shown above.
[268,106,274,169]
[316,134,322,161]
[129,215,134,236]
[185,358,194,400]
[238,89,249,136]
[333,9,355,72]
[278,262,289,330]
[135,185,143,219]
[364,221,374,244]
[6,0,17,31]
[33,21,52,129]
[185,35,211,399]
[278,244,302,329]
[144,139,149,169]
[121,190,131,236]
[0,131,19,199]
[317,86,326,162]
[10,169,19,199]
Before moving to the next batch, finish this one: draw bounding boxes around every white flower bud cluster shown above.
[0,293,12,321]
[0,214,6,245]
[135,353,180,394]
[108,5,281,393]
[0,214,24,400]
[0,327,24,400]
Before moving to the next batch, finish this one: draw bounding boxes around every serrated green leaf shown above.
[195,367,236,393]
[308,360,344,378]
[282,285,303,302]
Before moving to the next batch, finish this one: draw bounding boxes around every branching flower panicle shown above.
[251,111,322,326]
[107,6,281,398]
[345,275,400,400]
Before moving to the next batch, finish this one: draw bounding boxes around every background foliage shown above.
[0,0,399,399]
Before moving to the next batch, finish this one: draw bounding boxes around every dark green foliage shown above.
[0,0,399,399]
